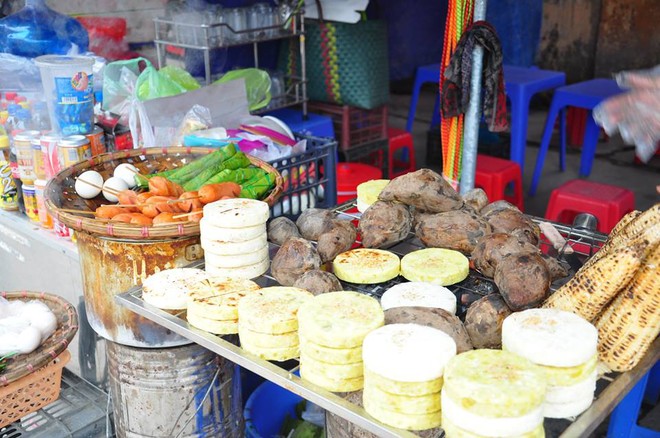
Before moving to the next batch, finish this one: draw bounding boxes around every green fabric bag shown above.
[282,19,389,110]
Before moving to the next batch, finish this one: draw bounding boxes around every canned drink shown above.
[58,135,91,169]
[32,137,47,180]
[34,179,53,229]
[86,125,106,157]
[0,159,18,211]
[22,183,39,222]
[41,133,61,178]
[14,130,40,184]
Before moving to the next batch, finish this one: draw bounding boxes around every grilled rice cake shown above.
[241,343,300,362]
[238,286,313,334]
[297,291,384,348]
[142,268,212,310]
[363,396,441,431]
[333,248,400,284]
[187,277,260,321]
[187,313,238,335]
[299,336,363,364]
[300,364,364,392]
[363,384,441,415]
[400,248,469,286]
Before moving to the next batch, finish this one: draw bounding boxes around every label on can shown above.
[58,135,92,169]
[22,184,39,222]
[0,160,18,211]
[15,139,36,183]
[41,134,61,178]
[34,179,53,229]
[32,139,47,180]
[86,126,106,157]
[53,72,94,136]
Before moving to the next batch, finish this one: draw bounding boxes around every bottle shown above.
[0,0,89,58]
[0,134,18,211]
[15,109,34,131]
[31,101,51,132]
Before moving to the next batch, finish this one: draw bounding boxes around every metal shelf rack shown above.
[116,212,659,437]
[153,11,307,115]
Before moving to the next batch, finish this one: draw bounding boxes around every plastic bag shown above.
[593,64,660,162]
[136,65,200,101]
[214,68,272,111]
[102,57,155,148]
[0,53,43,92]
[172,105,212,146]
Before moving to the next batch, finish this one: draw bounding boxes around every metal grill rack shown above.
[116,208,658,438]
[153,11,307,115]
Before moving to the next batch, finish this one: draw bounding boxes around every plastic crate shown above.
[307,101,388,151]
[0,368,111,438]
[339,138,390,178]
[269,134,338,218]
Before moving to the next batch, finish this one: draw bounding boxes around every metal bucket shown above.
[107,341,244,438]
[76,232,203,347]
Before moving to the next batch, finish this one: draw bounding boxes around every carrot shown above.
[199,182,242,204]
[153,212,185,225]
[95,205,126,219]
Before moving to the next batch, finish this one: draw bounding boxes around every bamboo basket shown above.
[0,291,78,387]
[44,146,283,240]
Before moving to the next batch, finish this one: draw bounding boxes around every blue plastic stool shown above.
[406,63,442,132]
[529,79,624,196]
[503,65,566,172]
[607,361,660,438]
[265,108,336,138]
[406,64,565,174]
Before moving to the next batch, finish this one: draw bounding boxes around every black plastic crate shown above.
[268,134,338,218]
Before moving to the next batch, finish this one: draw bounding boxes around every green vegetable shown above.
[182,160,226,191]
[240,171,277,199]
[204,167,265,185]
[221,151,251,170]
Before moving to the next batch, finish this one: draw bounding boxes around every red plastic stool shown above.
[545,180,635,234]
[336,162,383,211]
[387,127,416,178]
[475,155,524,211]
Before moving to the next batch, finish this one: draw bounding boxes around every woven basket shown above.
[0,291,78,387]
[44,147,283,240]
[0,350,70,429]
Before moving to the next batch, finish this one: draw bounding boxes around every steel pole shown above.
[459,0,488,195]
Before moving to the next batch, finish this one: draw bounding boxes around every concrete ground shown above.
[387,86,659,437]
[388,86,659,219]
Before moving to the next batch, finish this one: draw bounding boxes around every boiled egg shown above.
[114,163,139,188]
[75,170,104,199]
[102,177,129,202]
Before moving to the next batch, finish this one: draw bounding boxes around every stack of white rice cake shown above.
[363,324,457,431]
[380,281,457,314]
[237,286,313,361]
[186,277,261,334]
[200,198,270,279]
[297,292,384,392]
[503,308,598,419]
[442,349,547,437]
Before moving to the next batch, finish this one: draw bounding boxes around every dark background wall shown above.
[537,0,660,83]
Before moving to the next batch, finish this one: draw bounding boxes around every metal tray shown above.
[116,211,658,437]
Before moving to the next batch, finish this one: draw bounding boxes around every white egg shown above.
[114,163,139,188]
[75,170,104,199]
[102,177,129,202]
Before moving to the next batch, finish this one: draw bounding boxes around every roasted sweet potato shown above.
[358,201,412,249]
[292,269,343,295]
[415,208,491,254]
[484,208,540,245]
[270,237,322,286]
[464,294,512,349]
[295,208,336,240]
[317,220,357,263]
[472,233,540,278]
[267,217,301,245]
[494,252,551,310]
[378,168,463,213]
[462,188,489,213]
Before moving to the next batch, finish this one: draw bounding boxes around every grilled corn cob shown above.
[595,244,659,372]
[609,210,642,237]
[542,244,643,321]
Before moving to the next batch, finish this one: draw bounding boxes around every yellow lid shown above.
[0,135,9,149]
[18,102,30,110]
